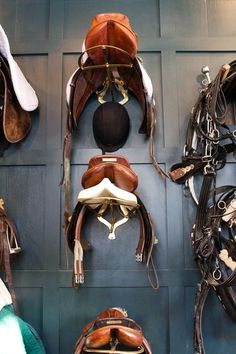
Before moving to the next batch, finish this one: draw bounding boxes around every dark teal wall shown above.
[0,1,236,353]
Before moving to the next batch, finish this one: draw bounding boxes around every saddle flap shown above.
[0,57,31,144]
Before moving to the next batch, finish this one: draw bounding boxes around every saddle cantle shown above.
[73,307,153,353]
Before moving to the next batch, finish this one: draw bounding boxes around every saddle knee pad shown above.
[81,154,138,192]
[93,101,130,153]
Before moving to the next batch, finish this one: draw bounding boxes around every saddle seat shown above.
[74,308,152,354]
[81,155,138,192]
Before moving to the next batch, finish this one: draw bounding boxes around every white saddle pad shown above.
[0,25,38,111]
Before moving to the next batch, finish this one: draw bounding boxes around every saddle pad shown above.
[85,13,138,59]
[78,178,138,208]
[81,155,138,192]
[0,25,38,111]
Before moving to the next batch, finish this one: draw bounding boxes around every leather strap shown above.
[0,215,19,315]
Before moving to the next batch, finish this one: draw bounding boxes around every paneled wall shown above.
[0,1,235,353]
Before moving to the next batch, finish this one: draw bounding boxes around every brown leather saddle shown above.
[81,155,138,192]
[66,12,153,137]
[74,307,153,353]
[67,155,157,287]
[0,55,31,154]
[0,198,21,314]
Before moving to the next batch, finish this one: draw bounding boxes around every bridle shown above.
[170,61,236,354]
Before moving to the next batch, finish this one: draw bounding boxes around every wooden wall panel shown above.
[0,0,235,353]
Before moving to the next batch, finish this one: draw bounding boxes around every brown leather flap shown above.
[0,58,31,143]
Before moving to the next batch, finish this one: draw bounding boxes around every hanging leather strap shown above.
[0,218,19,315]
[193,280,210,354]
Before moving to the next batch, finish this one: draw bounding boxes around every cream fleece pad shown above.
[0,25,38,111]
[0,278,12,311]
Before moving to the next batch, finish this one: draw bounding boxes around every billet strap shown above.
[149,115,169,179]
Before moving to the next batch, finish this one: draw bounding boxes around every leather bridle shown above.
[170,61,236,354]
